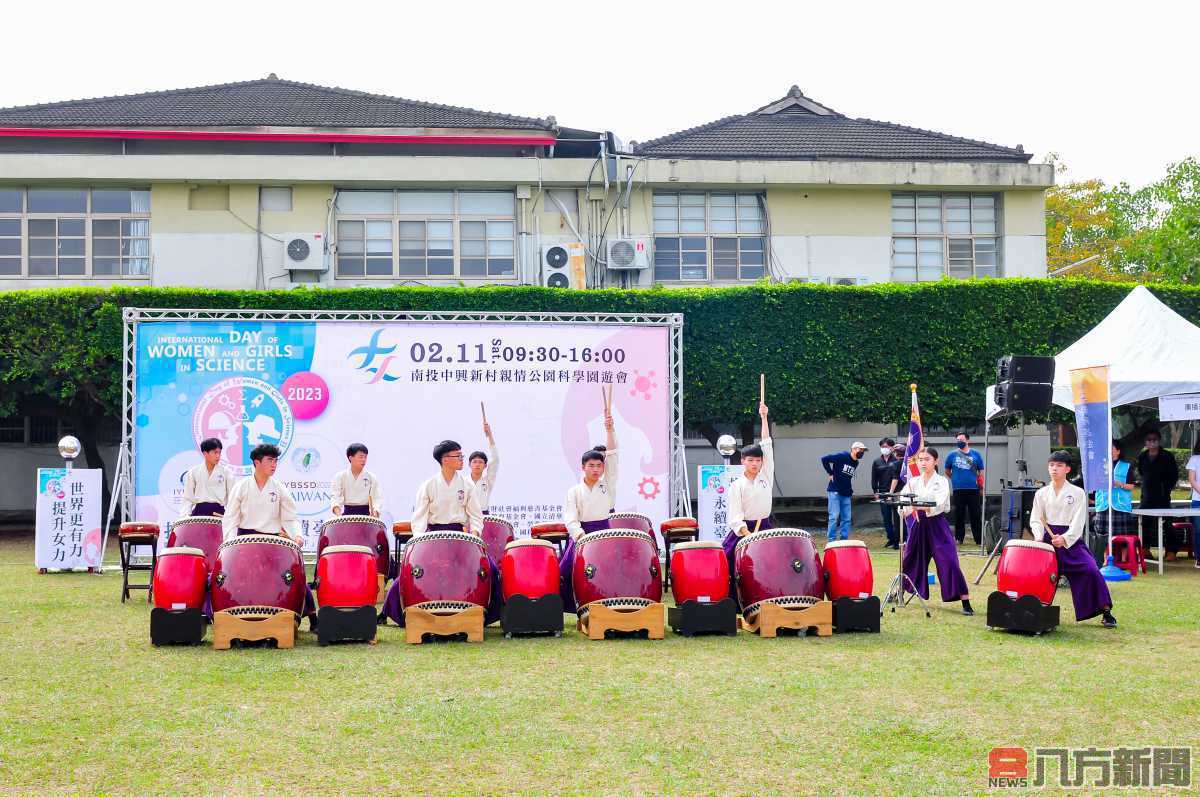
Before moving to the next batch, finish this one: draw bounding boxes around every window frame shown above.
[0,187,151,279]
[890,192,1001,282]
[334,189,518,281]
[652,191,767,283]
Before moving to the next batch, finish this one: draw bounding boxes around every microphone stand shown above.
[876,492,935,617]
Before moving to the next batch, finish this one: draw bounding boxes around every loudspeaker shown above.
[996,381,1053,412]
[997,355,1055,384]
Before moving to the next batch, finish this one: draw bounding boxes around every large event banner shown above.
[696,464,743,543]
[134,320,671,551]
[1070,365,1111,495]
[35,468,102,570]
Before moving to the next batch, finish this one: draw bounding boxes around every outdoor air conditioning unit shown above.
[606,237,650,271]
[827,276,870,286]
[541,241,585,288]
[284,234,326,271]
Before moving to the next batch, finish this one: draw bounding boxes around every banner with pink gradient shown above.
[134,320,672,551]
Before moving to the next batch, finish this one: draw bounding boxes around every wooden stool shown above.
[659,517,700,588]
[577,599,664,640]
[740,599,833,638]
[404,603,484,644]
[530,523,570,557]
[213,608,297,650]
[118,521,160,603]
[392,522,413,578]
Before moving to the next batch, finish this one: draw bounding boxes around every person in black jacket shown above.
[1138,430,1180,560]
[871,438,900,549]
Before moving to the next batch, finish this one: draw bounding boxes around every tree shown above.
[1126,157,1200,283]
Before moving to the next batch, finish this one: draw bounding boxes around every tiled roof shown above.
[0,76,555,131]
[634,86,1029,162]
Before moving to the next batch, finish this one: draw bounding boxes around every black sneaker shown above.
[961,600,975,616]
[1101,611,1117,628]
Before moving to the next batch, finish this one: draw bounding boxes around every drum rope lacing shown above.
[577,596,653,619]
[321,515,387,529]
[222,605,298,618]
[409,600,480,615]
[217,534,301,552]
[741,595,820,620]
[733,527,812,553]
[173,516,223,525]
[576,528,654,548]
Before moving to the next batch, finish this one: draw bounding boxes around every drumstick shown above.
[759,373,765,406]
[480,401,488,424]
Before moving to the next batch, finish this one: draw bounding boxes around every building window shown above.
[0,187,151,278]
[334,190,516,280]
[891,193,1000,281]
[652,192,766,281]
[260,186,293,211]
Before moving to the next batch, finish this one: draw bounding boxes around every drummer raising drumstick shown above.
[722,401,773,604]
[468,406,500,515]
[559,388,618,613]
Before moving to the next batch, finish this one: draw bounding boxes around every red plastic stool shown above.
[1110,534,1146,576]
[1171,522,1194,559]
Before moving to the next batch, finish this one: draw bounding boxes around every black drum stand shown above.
[501,593,564,638]
[150,607,205,646]
[668,598,738,636]
[986,592,1059,635]
[316,605,378,645]
[831,596,881,633]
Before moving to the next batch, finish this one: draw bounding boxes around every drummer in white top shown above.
[381,439,490,626]
[721,402,773,603]
[221,444,302,543]
[467,421,500,514]
[1030,451,1116,627]
[330,442,384,517]
[222,443,315,627]
[898,446,974,615]
[559,409,617,613]
[181,437,233,517]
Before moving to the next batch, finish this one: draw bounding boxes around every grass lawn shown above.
[1,531,1197,797]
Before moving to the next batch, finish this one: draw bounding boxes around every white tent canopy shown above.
[1050,285,1200,409]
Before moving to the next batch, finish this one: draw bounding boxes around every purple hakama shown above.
[342,504,370,516]
[721,516,774,608]
[191,502,224,518]
[901,512,969,602]
[559,518,611,613]
[1043,523,1112,622]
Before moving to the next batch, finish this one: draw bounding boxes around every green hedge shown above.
[4,280,1200,434]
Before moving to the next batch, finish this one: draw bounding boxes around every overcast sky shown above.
[3,1,1192,188]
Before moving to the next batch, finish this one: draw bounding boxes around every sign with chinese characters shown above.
[1069,365,1111,495]
[1159,392,1200,421]
[35,468,103,570]
[697,464,743,543]
[134,320,672,551]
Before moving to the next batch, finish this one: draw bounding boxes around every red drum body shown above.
[997,539,1059,604]
[167,517,223,570]
[822,540,874,600]
[211,534,306,615]
[501,538,559,601]
[399,531,491,613]
[316,544,378,608]
[609,513,658,549]
[572,529,662,613]
[734,528,823,617]
[153,547,208,611]
[669,540,729,605]
[481,517,515,565]
[319,516,389,577]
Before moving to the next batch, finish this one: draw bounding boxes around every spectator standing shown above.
[1138,430,1180,561]
[822,442,868,541]
[871,437,900,549]
[944,432,985,545]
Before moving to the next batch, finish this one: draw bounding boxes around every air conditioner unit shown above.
[541,241,585,288]
[827,276,871,286]
[284,234,326,271]
[606,237,650,271]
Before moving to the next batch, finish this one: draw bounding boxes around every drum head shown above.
[661,516,699,530]
[576,528,654,549]
[393,522,412,533]
[505,538,555,551]
[672,539,722,551]
[408,530,485,550]
[160,546,205,557]
[217,533,300,553]
[824,539,866,551]
[174,516,222,526]
[321,515,386,532]
[484,516,515,531]
[1005,539,1055,553]
[531,523,568,535]
[734,527,811,552]
[321,544,374,556]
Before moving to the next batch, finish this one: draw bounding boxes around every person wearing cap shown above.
[1031,450,1117,627]
[821,441,868,542]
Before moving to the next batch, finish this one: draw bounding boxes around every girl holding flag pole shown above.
[898,385,975,615]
